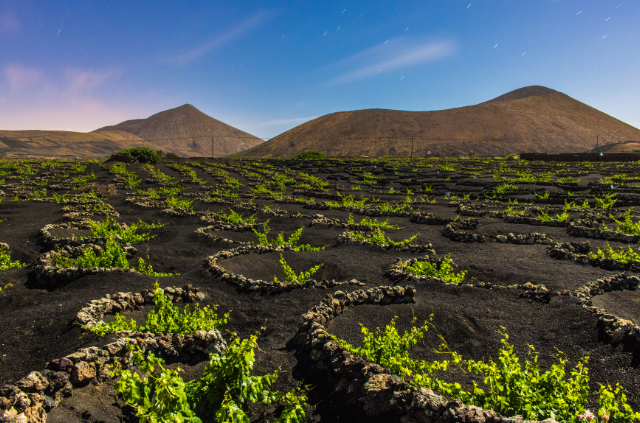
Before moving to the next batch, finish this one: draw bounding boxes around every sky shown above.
[0,0,639,138]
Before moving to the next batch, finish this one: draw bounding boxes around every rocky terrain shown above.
[1,156,640,422]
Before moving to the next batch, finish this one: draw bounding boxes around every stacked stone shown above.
[567,221,640,243]
[443,222,554,245]
[206,244,366,292]
[574,273,640,345]
[503,214,569,227]
[0,286,226,423]
[547,242,640,270]
[386,256,454,283]
[337,232,437,254]
[409,212,453,225]
[34,243,138,286]
[292,286,557,423]
[162,207,201,217]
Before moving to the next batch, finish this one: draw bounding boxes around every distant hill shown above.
[232,86,640,158]
[0,130,143,158]
[95,104,264,157]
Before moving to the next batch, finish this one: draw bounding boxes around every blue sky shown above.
[1,0,638,136]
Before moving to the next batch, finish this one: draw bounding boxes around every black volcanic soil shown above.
[0,158,639,422]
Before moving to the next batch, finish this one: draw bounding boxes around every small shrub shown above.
[274,254,323,285]
[252,223,324,251]
[292,150,327,160]
[403,254,466,284]
[111,330,308,422]
[85,282,227,336]
[118,147,163,164]
[0,247,26,271]
[348,228,418,247]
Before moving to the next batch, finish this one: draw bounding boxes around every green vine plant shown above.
[252,223,325,251]
[0,247,28,271]
[594,193,617,210]
[606,208,640,234]
[536,211,570,223]
[325,193,368,208]
[137,256,179,277]
[55,238,130,269]
[111,329,309,422]
[587,242,640,263]
[273,254,323,285]
[165,196,193,209]
[0,282,14,294]
[334,316,640,423]
[403,254,466,284]
[84,217,164,243]
[214,209,256,225]
[348,227,418,247]
[84,282,228,336]
[535,191,550,200]
[123,173,142,189]
[346,213,401,231]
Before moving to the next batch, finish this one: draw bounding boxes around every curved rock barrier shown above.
[337,231,437,254]
[206,244,366,292]
[503,214,569,227]
[442,222,554,245]
[574,273,640,345]
[546,242,640,271]
[386,256,565,302]
[38,221,99,247]
[34,243,139,287]
[567,221,640,244]
[291,286,557,423]
[0,286,226,423]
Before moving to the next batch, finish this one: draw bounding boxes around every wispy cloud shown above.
[4,64,43,91]
[0,9,21,34]
[325,38,457,85]
[0,64,149,131]
[63,67,124,94]
[163,11,276,66]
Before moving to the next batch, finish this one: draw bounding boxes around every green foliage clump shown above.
[588,242,640,263]
[136,257,179,277]
[214,209,256,225]
[86,216,164,244]
[112,330,308,422]
[403,254,466,284]
[85,282,228,336]
[166,196,193,209]
[292,150,327,160]
[346,213,401,231]
[55,238,130,269]
[594,193,617,210]
[274,254,323,285]
[252,223,324,251]
[326,193,368,208]
[0,247,27,271]
[335,317,640,423]
[608,208,640,234]
[118,147,163,164]
[348,227,418,247]
[537,211,569,222]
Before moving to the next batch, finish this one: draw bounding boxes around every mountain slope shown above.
[0,130,143,158]
[95,104,263,157]
[232,86,640,158]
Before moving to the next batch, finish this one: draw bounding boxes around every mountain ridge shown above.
[231,86,640,158]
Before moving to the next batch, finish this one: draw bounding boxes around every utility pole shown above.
[410,135,414,160]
